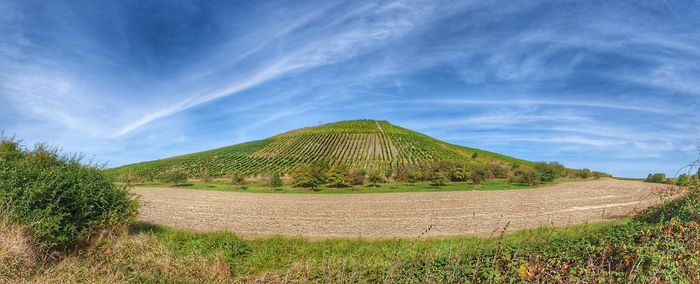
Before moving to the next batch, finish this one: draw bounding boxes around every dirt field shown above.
[134,179,664,239]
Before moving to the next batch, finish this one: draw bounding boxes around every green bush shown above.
[0,138,138,251]
[267,172,283,190]
[534,161,567,183]
[160,170,188,186]
[291,162,327,190]
[646,173,667,183]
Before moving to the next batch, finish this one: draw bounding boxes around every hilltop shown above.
[106,120,531,179]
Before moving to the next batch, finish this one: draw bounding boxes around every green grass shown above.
[106,120,532,180]
[4,183,700,283]
[129,219,633,280]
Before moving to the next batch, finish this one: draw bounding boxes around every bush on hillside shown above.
[160,169,188,186]
[349,170,365,187]
[230,172,246,188]
[326,165,350,188]
[534,161,567,183]
[579,168,592,179]
[646,173,668,183]
[509,167,540,185]
[368,171,383,187]
[291,162,327,190]
[0,137,138,251]
[267,172,282,190]
[431,171,449,186]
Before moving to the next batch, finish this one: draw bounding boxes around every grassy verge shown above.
[4,213,698,283]
[131,178,589,194]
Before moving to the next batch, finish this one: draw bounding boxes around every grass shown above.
[130,178,590,194]
[3,184,699,282]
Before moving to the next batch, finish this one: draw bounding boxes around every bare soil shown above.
[134,179,664,239]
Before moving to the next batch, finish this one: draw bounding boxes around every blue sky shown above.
[1,0,699,177]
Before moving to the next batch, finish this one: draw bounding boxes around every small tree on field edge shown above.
[368,171,383,188]
[432,171,449,186]
[268,172,283,190]
[161,170,188,186]
[231,172,246,188]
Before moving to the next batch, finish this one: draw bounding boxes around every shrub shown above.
[450,164,471,182]
[534,162,567,183]
[160,170,188,186]
[368,171,383,188]
[470,165,487,185]
[431,171,449,186]
[230,172,246,188]
[509,168,540,185]
[646,173,668,183]
[326,165,350,188]
[349,170,365,187]
[200,168,211,183]
[291,163,327,190]
[579,168,592,179]
[0,138,138,251]
[267,172,283,190]
[676,174,693,186]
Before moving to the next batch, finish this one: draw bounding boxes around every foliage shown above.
[534,161,567,183]
[431,171,449,186]
[646,173,668,183]
[349,170,365,187]
[291,163,327,190]
[509,167,540,185]
[230,172,246,188]
[0,137,138,251]
[579,168,592,179]
[326,165,350,188]
[267,172,283,190]
[160,170,188,186]
[368,171,383,187]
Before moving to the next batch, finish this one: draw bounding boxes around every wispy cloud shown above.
[1,0,699,177]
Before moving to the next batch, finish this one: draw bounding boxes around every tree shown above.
[291,162,327,191]
[230,172,246,188]
[534,162,567,183]
[509,168,539,185]
[580,168,592,179]
[450,164,471,182]
[646,173,667,184]
[471,165,487,185]
[349,170,365,188]
[200,168,211,183]
[268,172,283,190]
[676,173,692,186]
[161,170,188,186]
[368,171,383,188]
[326,165,350,188]
[432,171,449,186]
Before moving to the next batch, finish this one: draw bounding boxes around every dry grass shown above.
[0,223,231,283]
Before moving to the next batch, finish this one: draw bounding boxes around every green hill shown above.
[106,120,531,179]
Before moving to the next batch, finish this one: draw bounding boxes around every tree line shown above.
[119,159,609,190]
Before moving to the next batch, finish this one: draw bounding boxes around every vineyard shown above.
[105,120,531,179]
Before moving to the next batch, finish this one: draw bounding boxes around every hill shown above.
[106,120,531,180]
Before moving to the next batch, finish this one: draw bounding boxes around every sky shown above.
[1,0,699,178]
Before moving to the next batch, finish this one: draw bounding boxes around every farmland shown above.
[106,120,531,180]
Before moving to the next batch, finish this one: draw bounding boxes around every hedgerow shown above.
[0,136,138,251]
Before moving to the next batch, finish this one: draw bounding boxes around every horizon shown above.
[1,1,699,177]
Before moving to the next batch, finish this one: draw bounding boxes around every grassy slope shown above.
[105,120,531,179]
